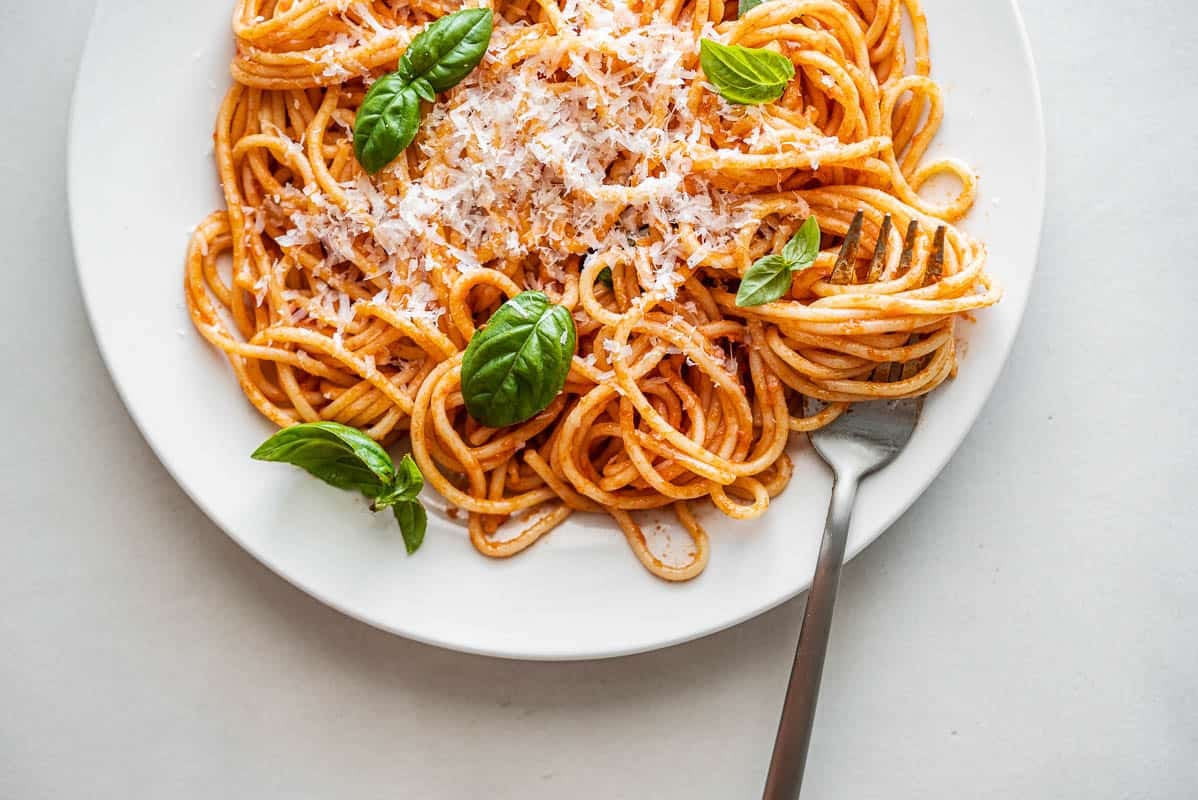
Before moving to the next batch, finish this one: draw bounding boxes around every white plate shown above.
[69,0,1043,660]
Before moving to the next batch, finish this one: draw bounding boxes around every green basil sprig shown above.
[699,38,795,105]
[737,0,766,16]
[354,8,493,173]
[252,421,428,554]
[460,291,577,428]
[595,267,614,288]
[736,216,821,307]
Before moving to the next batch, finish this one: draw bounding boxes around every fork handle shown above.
[763,470,860,799]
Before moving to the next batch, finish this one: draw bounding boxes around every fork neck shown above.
[825,472,861,551]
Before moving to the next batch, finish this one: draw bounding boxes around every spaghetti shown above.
[186,0,1000,580]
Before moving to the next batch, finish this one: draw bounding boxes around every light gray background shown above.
[2,1,1194,797]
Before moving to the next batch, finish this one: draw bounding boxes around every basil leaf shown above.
[252,421,395,496]
[354,77,422,174]
[394,453,423,496]
[397,8,493,94]
[409,77,436,103]
[737,215,822,307]
[596,267,613,288]
[460,291,577,427]
[699,38,795,105]
[781,215,821,267]
[393,500,428,555]
[738,0,766,16]
[253,423,430,555]
[373,454,424,509]
[352,9,492,173]
[736,254,795,307]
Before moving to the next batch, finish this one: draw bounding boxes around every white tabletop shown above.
[3,2,1195,797]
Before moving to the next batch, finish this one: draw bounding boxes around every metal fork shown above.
[762,212,945,799]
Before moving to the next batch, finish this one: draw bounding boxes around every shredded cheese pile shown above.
[276,8,753,329]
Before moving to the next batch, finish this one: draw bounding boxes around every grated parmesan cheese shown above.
[273,10,756,311]
[603,338,634,361]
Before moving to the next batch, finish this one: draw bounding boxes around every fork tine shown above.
[865,214,892,283]
[896,219,919,276]
[829,211,864,284]
[871,361,894,381]
[863,215,895,380]
[922,226,947,287]
[829,211,886,380]
[880,220,927,383]
[872,216,912,382]
[898,339,923,380]
[894,228,949,381]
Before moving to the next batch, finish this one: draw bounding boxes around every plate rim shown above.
[66,0,1045,661]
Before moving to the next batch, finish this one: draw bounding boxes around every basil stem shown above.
[371,454,424,510]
